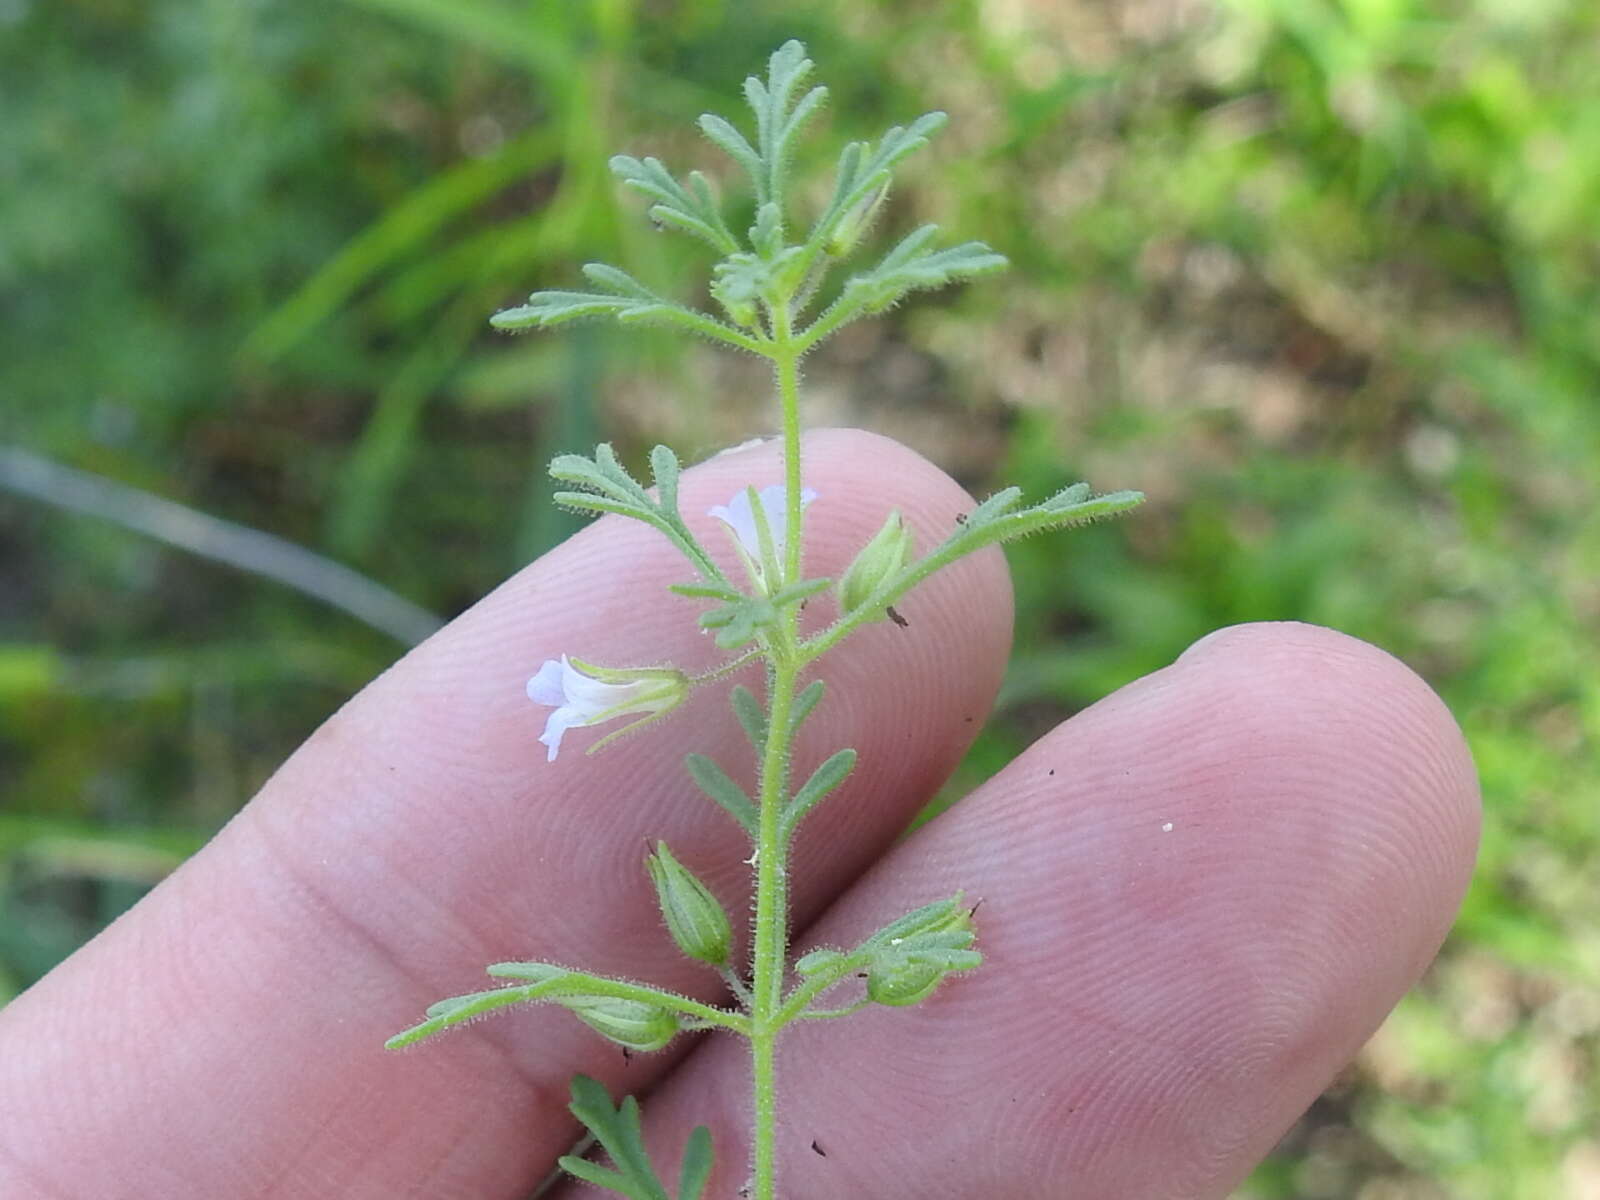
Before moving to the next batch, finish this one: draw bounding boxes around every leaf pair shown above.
[684,733,853,839]
[672,575,830,650]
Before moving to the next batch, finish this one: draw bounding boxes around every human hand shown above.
[0,430,1478,1199]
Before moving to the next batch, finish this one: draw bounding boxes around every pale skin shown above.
[0,430,1480,1199]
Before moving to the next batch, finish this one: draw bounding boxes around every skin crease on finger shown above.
[0,430,1014,1200]
[577,622,1482,1200]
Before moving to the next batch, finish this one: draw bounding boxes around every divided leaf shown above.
[840,225,1009,315]
[550,443,724,581]
[810,111,948,253]
[609,156,739,255]
[492,264,668,329]
[561,1075,714,1200]
[942,484,1146,554]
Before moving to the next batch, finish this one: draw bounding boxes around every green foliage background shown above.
[2,0,1597,1194]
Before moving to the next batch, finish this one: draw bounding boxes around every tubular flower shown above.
[526,655,688,761]
[708,484,817,583]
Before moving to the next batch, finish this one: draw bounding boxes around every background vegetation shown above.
[2,0,1596,1194]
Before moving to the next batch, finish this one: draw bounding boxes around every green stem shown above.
[771,302,804,590]
[746,294,810,1200]
[749,656,797,1199]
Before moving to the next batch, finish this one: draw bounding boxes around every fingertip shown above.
[1169,620,1481,919]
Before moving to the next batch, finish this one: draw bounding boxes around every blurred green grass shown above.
[2,0,1597,1194]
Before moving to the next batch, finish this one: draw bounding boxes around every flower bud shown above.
[866,961,944,1007]
[827,180,890,258]
[647,842,733,967]
[836,511,913,618]
[860,894,981,1007]
[560,995,681,1052]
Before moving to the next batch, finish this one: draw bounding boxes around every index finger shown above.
[0,430,1013,1199]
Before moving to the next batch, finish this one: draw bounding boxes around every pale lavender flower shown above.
[527,655,687,762]
[708,484,817,565]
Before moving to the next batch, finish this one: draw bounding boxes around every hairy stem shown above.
[771,302,804,590]
[749,655,797,1199]
[746,295,808,1200]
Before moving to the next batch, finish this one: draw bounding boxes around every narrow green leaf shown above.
[551,491,655,521]
[697,113,763,185]
[491,291,649,328]
[781,85,828,149]
[790,679,825,734]
[1041,481,1093,509]
[581,263,657,299]
[965,486,1024,527]
[647,205,724,248]
[423,989,499,1019]
[677,1127,715,1200]
[729,685,767,751]
[684,754,758,834]
[482,962,568,983]
[875,223,941,271]
[557,1157,632,1194]
[650,444,681,513]
[810,112,947,248]
[769,576,832,608]
[669,581,743,601]
[566,1077,672,1200]
[385,982,553,1049]
[615,1096,663,1192]
[783,747,856,835]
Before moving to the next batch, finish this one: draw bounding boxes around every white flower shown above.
[708,484,818,570]
[526,656,687,762]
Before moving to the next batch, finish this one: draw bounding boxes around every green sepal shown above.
[794,947,848,976]
[837,510,914,620]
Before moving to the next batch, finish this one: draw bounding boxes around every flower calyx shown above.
[836,510,913,620]
[647,841,734,968]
